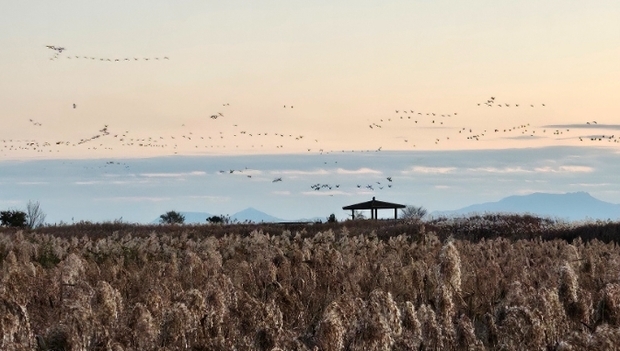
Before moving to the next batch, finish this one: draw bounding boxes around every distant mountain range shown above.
[151,207,321,224]
[432,192,620,222]
[152,192,620,224]
[230,207,285,223]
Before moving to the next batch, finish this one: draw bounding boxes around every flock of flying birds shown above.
[2,46,620,196]
[363,96,619,147]
[46,45,169,62]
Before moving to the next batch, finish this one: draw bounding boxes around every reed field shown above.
[2,215,620,350]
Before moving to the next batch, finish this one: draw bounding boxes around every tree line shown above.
[158,205,427,225]
[1,203,427,227]
[0,200,46,228]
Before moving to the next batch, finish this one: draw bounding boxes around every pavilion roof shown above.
[342,197,406,210]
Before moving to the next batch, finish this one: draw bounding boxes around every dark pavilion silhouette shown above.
[343,197,406,220]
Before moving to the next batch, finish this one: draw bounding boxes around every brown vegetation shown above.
[1,216,620,350]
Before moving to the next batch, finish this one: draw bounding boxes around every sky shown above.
[2,147,620,223]
[1,1,620,222]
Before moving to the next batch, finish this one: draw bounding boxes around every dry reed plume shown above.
[1,217,620,349]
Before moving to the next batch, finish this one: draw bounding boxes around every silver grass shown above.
[456,314,484,351]
[316,302,346,351]
[439,239,462,295]
[129,302,157,350]
[61,253,85,285]
[94,281,123,327]
[399,301,422,349]
[417,303,443,350]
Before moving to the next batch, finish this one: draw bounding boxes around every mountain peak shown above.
[434,192,620,221]
[232,207,284,223]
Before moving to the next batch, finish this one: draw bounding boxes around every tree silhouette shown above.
[0,210,27,227]
[26,200,46,229]
[207,215,224,224]
[351,210,366,220]
[400,205,428,220]
[159,211,185,225]
[327,213,337,223]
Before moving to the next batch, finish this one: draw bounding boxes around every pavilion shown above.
[342,197,406,220]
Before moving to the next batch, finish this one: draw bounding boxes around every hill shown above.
[231,207,285,223]
[151,208,287,224]
[433,191,620,221]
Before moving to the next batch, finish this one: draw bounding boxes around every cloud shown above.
[75,180,103,185]
[272,191,291,196]
[420,126,453,130]
[467,165,593,174]
[301,190,349,196]
[216,169,263,176]
[270,167,382,177]
[543,124,620,130]
[184,195,230,201]
[467,167,532,174]
[534,166,594,173]
[139,171,206,177]
[111,180,153,184]
[402,166,456,174]
[237,169,263,176]
[503,135,545,140]
[95,196,171,202]
[75,179,152,185]
[17,181,48,185]
[559,166,594,173]
[514,189,543,195]
[434,185,451,189]
[569,183,611,187]
[515,189,566,196]
[270,169,330,176]
[336,167,382,175]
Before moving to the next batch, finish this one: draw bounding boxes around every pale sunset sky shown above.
[1,1,619,222]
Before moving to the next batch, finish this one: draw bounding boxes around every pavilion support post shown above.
[351,210,354,219]
[394,208,397,219]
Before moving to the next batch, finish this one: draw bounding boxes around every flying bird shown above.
[46,45,65,53]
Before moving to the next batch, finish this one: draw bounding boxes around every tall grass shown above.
[0,217,620,349]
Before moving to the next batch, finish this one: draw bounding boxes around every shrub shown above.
[0,210,27,227]
[207,215,225,224]
[401,205,428,220]
[327,214,337,223]
[26,200,46,229]
[159,211,185,225]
